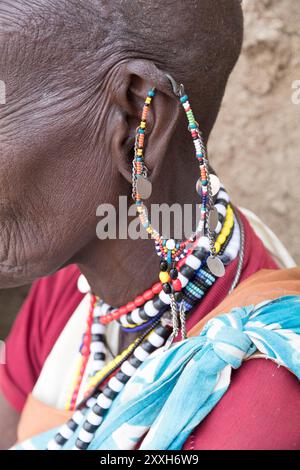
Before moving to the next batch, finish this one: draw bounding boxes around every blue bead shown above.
[138,129,145,134]
[180,94,188,103]
[148,89,155,97]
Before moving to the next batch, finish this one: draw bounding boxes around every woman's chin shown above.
[0,260,62,289]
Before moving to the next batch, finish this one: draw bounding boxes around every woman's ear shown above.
[108,60,181,184]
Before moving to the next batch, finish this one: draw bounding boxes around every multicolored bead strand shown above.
[131,78,225,341]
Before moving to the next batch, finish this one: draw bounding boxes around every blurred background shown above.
[0,0,299,339]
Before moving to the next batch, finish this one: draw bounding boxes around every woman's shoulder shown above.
[184,357,300,450]
[0,265,84,412]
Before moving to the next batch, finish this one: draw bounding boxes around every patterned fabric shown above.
[15,295,300,450]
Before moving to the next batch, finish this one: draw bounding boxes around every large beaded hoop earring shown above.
[131,73,224,340]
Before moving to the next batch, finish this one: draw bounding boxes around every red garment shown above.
[1,213,299,449]
[0,265,83,413]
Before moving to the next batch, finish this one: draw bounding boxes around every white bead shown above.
[91,323,105,334]
[197,236,210,250]
[215,203,226,218]
[166,238,176,250]
[121,361,136,377]
[108,376,125,393]
[86,397,96,408]
[144,301,158,317]
[97,393,112,409]
[158,290,171,305]
[78,429,94,443]
[48,440,62,450]
[178,272,189,288]
[77,274,90,293]
[72,410,84,425]
[90,342,105,353]
[92,360,105,371]
[215,221,222,234]
[148,331,165,348]
[134,346,150,362]
[131,308,143,324]
[60,425,74,440]
[87,412,103,426]
[185,254,201,270]
[218,189,229,202]
[93,306,103,317]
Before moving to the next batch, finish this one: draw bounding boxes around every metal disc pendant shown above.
[209,174,221,197]
[196,178,202,195]
[207,255,225,277]
[208,207,219,231]
[136,177,152,200]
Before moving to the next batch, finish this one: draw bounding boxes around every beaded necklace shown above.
[48,207,242,451]
[48,76,244,450]
[65,187,235,411]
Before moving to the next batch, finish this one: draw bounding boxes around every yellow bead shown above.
[218,233,226,245]
[140,121,146,129]
[223,226,230,237]
[145,97,151,104]
[214,241,221,253]
[159,271,171,283]
[137,149,143,155]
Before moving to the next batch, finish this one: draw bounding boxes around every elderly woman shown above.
[0,0,299,451]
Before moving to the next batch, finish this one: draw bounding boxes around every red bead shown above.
[112,310,120,319]
[83,335,90,346]
[81,345,89,356]
[119,306,128,316]
[152,282,162,295]
[134,295,145,307]
[172,279,182,292]
[143,289,154,301]
[126,302,136,312]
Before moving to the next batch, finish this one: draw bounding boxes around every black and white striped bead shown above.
[71,325,169,450]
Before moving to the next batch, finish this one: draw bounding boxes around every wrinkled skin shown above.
[0,0,243,447]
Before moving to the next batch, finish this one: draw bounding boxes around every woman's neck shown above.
[75,137,206,307]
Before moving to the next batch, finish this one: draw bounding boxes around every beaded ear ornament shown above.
[132,74,224,340]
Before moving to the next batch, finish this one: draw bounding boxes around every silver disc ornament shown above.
[136,177,152,200]
[208,207,219,231]
[207,255,225,277]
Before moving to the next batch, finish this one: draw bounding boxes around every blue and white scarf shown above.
[16,295,300,450]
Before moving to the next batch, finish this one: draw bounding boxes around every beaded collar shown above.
[47,188,244,450]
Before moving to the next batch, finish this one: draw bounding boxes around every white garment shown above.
[240,207,296,269]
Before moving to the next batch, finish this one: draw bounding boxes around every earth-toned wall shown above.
[0,0,299,338]
[210,0,300,264]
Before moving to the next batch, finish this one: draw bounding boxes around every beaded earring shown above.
[132,74,224,341]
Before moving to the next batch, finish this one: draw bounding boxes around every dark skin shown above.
[0,0,243,448]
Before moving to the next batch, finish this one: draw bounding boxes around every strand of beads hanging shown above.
[178,90,224,278]
[99,188,234,328]
[131,80,224,341]
[159,254,183,302]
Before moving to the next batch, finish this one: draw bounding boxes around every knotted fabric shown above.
[16,295,300,450]
[85,295,300,450]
